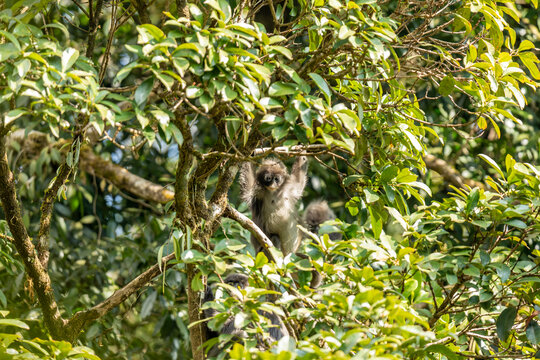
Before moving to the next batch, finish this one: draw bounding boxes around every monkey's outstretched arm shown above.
[239,162,256,204]
[287,156,308,199]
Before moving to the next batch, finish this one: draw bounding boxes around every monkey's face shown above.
[257,169,284,191]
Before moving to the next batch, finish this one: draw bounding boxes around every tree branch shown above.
[65,253,177,341]
[79,147,175,204]
[86,0,104,58]
[252,144,342,156]
[223,204,276,263]
[173,112,196,222]
[37,142,74,269]
[424,154,484,189]
[0,136,67,339]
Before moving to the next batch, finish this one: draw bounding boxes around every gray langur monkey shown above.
[239,156,308,255]
[203,274,288,357]
[303,200,342,241]
[298,201,342,288]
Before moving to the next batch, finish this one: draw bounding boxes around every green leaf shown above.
[308,73,331,104]
[386,207,408,230]
[505,154,516,173]
[504,219,527,229]
[467,45,477,62]
[140,290,157,319]
[0,30,21,51]
[380,165,399,183]
[115,62,138,83]
[255,252,268,268]
[244,63,271,83]
[139,24,166,41]
[478,154,505,179]
[408,181,432,197]
[16,59,31,78]
[425,344,457,360]
[518,40,535,53]
[223,85,238,101]
[134,78,154,107]
[439,75,455,96]
[186,86,203,99]
[368,206,383,239]
[135,109,149,129]
[395,168,417,183]
[268,82,297,97]
[446,273,457,284]
[0,319,30,330]
[268,45,293,60]
[336,110,360,135]
[0,43,20,61]
[199,93,215,112]
[168,122,184,145]
[61,48,79,73]
[507,83,526,108]
[465,188,480,214]
[463,265,480,277]
[172,57,189,76]
[495,264,511,282]
[154,71,174,91]
[519,52,540,80]
[343,175,361,187]
[4,109,27,126]
[181,249,206,263]
[514,163,530,175]
[363,189,379,203]
[496,306,517,342]
[526,321,540,345]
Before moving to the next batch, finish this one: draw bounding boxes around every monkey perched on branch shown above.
[239,156,342,287]
[239,156,308,255]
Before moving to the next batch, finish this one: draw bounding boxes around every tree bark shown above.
[79,147,175,204]
[0,136,67,339]
[186,263,206,360]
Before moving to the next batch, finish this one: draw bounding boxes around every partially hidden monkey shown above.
[239,156,308,255]
[303,200,342,241]
[203,273,288,357]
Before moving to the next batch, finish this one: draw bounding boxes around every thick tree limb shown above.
[79,147,175,204]
[173,113,197,221]
[424,154,484,189]
[65,252,177,341]
[171,112,206,360]
[37,162,71,268]
[37,136,78,269]
[0,136,67,339]
[8,130,174,204]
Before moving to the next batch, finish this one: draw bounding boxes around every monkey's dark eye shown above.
[264,174,272,183]
[274,176,281,184]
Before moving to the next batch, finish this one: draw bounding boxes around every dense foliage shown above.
[0,0,539,359]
